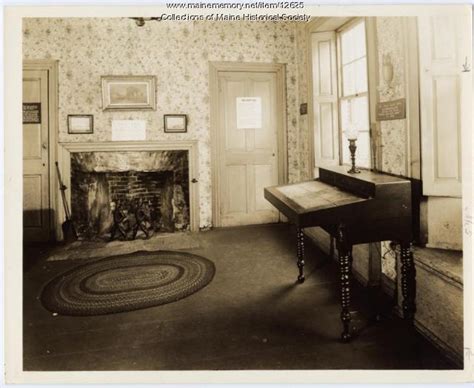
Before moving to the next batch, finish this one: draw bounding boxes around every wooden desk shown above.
[264,165,416,341]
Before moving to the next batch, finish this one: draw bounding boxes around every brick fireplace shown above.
[58,142,198,241]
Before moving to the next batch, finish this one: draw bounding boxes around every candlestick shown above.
[347,139,361,174]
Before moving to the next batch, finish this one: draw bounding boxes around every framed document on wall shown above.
[67,115,94,134]
[164,114,187,133]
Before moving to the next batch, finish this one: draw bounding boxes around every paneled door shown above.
[215,70,281,227]
[23,69,51,241]
[418,14,470,197]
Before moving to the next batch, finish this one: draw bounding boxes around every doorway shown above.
[209,62,287,227]
[23,60,58,241]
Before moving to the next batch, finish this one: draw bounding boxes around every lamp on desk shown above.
[344,124,361,174]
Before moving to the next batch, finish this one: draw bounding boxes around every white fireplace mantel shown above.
[56,141,199,240]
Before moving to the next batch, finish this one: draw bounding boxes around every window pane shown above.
[341,28,355,64]
[352,95,369,131]
[342,63,355,96]
[340,99,351,134]
[341,21,366,65]
[340,96,369,134]
[354,57,368,94]
[351,22,366,60]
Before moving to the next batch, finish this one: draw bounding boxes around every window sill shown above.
[413,246,463,287]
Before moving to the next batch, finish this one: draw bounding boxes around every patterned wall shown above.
[295,22,311,181]
[376,17,408,178]
[23,18,306,228]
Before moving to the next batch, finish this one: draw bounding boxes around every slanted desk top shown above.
[264,165,413,243]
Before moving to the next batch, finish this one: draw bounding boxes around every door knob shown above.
[42,142,48,150]
[191,178,198,183]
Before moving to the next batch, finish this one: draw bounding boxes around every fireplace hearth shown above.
[70,150,190,240]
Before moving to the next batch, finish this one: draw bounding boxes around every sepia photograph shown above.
[3,1,473,385]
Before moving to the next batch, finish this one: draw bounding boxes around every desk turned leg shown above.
[337,224,352,342]
[400,242,416,320]
[296,228,305,283]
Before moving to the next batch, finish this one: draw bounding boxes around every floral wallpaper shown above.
[23,17,306,228]
[295,22,311,181]
[376,17,408,178]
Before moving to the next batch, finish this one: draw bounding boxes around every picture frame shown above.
[164,114,188,133]
[67,114,94,134]
[101,75,156,111]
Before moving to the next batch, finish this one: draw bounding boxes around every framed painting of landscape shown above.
[101,75,156,110]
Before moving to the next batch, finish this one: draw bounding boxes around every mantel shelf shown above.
[59,140,198,152]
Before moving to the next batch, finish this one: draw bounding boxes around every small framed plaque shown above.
[164,114,187,133]
[376,98,406,121]
[67,115,94,134]
[23,103,41,124]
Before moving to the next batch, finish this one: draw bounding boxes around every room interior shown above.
[20,11,469,372]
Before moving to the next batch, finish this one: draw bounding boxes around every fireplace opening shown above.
[70,151,190,240]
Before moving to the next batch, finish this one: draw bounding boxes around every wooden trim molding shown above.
[209,61,288,227]
[57,140,200,239]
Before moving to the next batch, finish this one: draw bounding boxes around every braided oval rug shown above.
[41,250,215,316]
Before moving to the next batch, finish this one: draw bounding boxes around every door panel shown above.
[419,15,468,196]
[224,79,246,151]
[23,175,43,227]
[23,69,51,241]
[253,79,273,150]
[217,71,279,227]
[226,165,247,214]
[254,164,273,211]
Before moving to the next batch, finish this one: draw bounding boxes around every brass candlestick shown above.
[347,139,361,174]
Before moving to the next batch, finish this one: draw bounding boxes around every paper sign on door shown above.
[236,97,262,129]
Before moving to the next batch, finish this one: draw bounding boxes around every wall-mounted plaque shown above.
[23,103,41,124]
[376,98,406,121]
[300,103,308,115]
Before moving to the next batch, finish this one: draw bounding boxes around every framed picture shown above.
[67,115,94,134]
[101,75,156,110]
[164,114,187,133]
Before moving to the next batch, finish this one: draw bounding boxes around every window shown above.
[311,18,371,171]
[338,20,370,168]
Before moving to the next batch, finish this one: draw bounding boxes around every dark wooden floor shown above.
[23,224,456,370]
